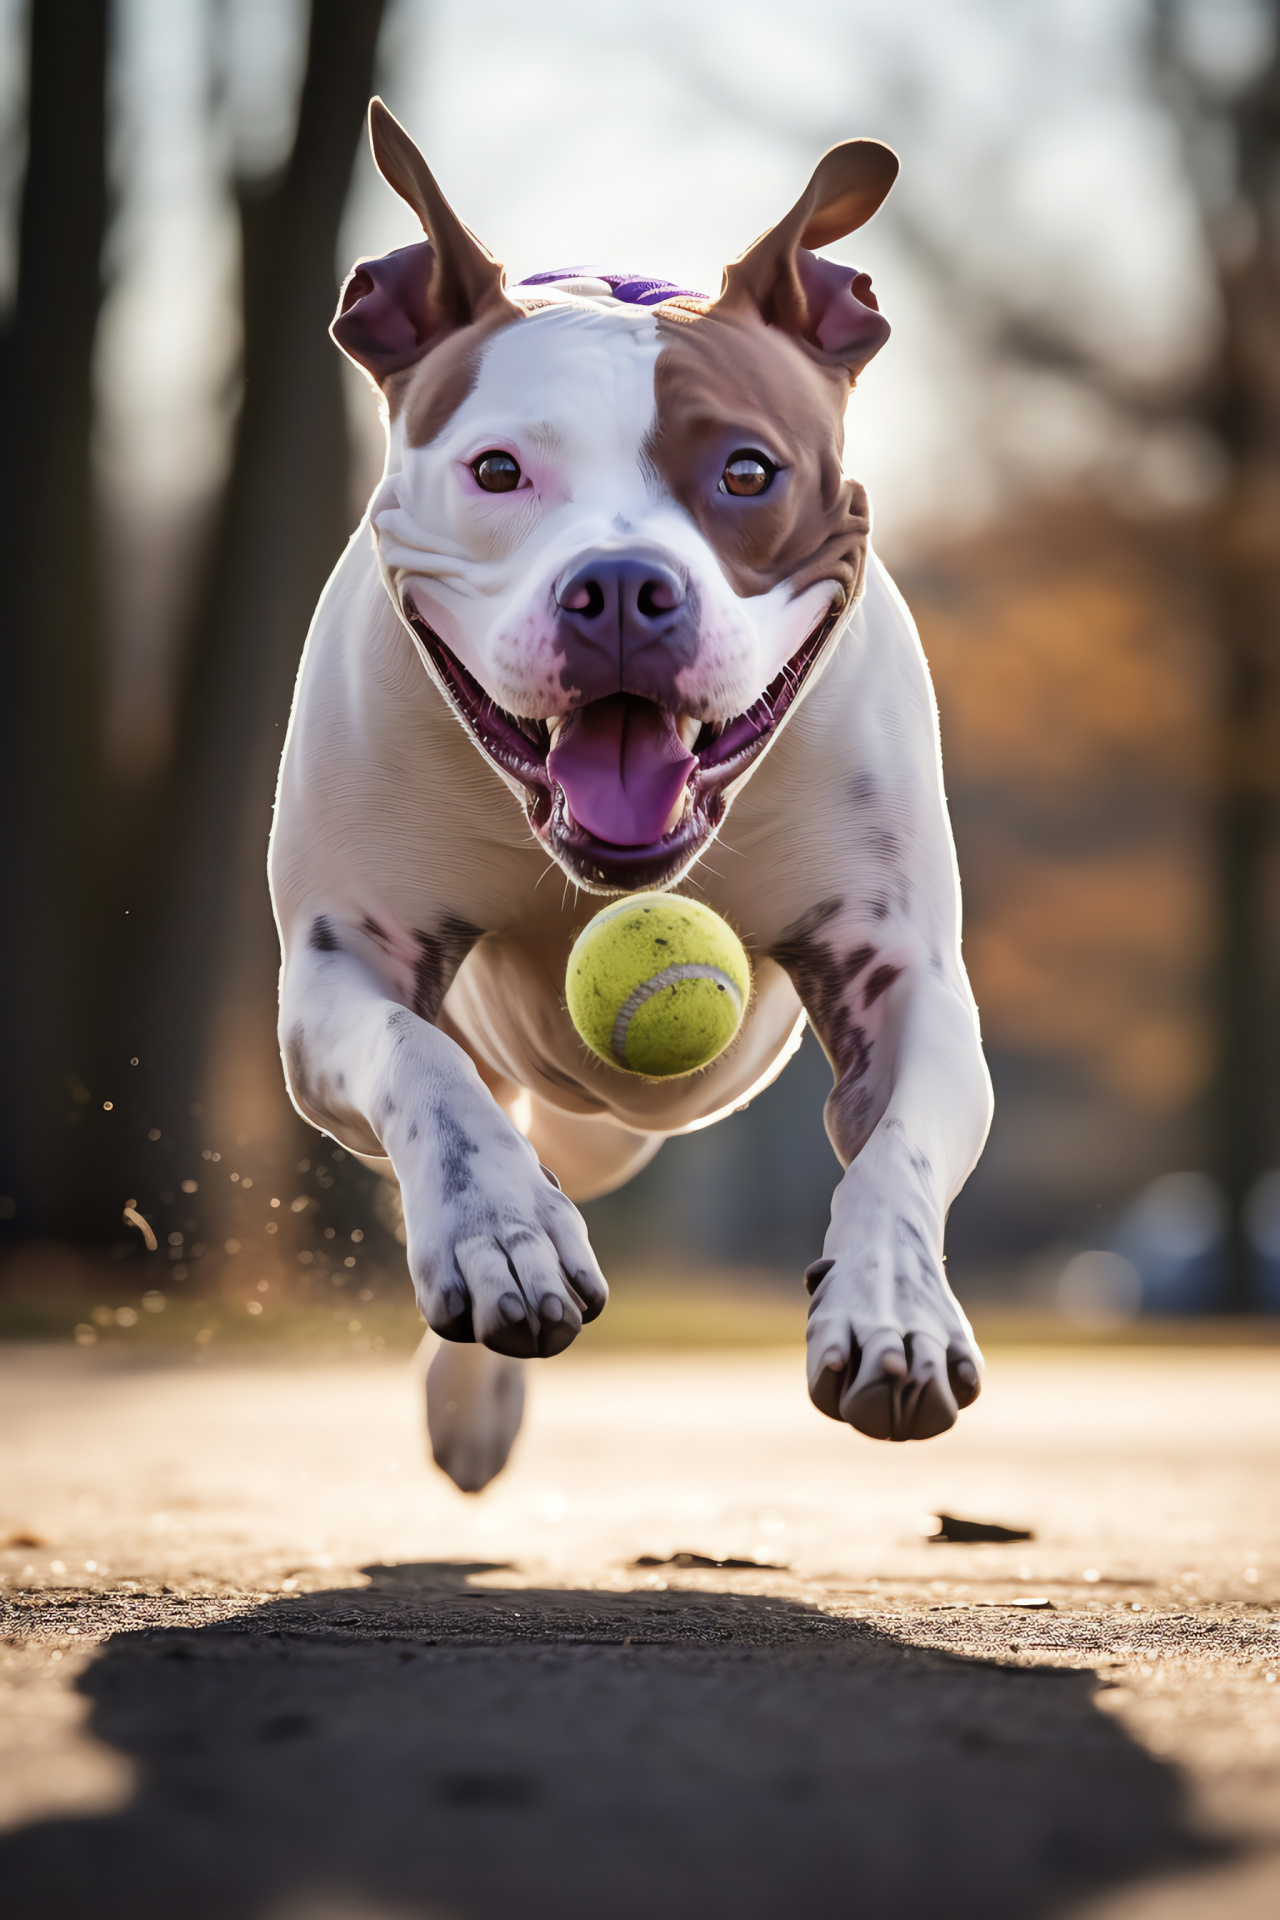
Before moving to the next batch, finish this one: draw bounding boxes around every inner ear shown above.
[367,97,514,329]
[331,99,519,386]
[715,139,898,372]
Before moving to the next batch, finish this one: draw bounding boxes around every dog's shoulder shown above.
[272,524,545,937]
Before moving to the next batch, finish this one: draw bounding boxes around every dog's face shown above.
[335,104,897,892]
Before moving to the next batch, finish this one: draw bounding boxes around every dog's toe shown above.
[428,1285,475,1344]
[844,1374,957,1441]
[844,1333,959,1441]
[811,1328,965,1441]
[948,1349,982,1409]
[484,1315,538,1360]
[534,1293,581,1358]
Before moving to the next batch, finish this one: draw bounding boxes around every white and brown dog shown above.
[269,100,993,1491]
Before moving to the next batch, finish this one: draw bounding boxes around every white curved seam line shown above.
[610,964,743,1067]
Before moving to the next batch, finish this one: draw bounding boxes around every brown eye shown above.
[472,450,521,492]
[720,450,776,497]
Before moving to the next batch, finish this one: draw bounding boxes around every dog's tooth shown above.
[546,715,565,744]
[677,713,701,751]
[663,786,692,835]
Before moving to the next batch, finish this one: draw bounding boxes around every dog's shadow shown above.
[0,1561,1217,1920]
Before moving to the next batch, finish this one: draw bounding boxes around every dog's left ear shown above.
[715,141,898,377]
[332,98,518,383]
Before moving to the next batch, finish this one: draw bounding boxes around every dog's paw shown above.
[425,1341,525,1492]
[804,1125,981,1442]
[398,1079,607,1359]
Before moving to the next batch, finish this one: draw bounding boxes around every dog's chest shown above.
[442,921,805,1129]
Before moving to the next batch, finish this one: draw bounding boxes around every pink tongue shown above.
[547,694,695,846]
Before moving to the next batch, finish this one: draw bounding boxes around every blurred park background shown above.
[2,0,1280,1340]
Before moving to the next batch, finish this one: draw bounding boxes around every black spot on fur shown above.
[773,903,901,1168]
[435,1105,480,1201]
[771,900,874,1081]
[309,915,340,954]
[413,917,482,1022]
[825,1076,876,1166]
[863,963,903,1008]
[284,1024,339,1134]
[361,916,389,947]
[283,1024,312,1103]
[413,938,445,1024]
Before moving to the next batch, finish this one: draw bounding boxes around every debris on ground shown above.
[631,1551,789,1571]
[927,1513,1034,1544]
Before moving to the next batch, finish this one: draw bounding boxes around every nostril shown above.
[562,579,605,619]
[637,577,680,618]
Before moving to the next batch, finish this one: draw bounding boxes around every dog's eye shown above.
[719,451,776,497]
[472,451,522,493]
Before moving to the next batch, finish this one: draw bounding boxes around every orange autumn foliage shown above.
[904,502,1214,1116]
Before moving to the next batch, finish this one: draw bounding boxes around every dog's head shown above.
[335,100,897,892]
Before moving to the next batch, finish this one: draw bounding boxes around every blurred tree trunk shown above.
[110,0,386,1236]
[1157,1,1280,1307]
[0,1,110,1241]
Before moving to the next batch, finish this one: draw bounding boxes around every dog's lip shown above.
[402,601,839,882]
[404,607,551,789]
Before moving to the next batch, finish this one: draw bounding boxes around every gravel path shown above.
[1,1340,1279,1918]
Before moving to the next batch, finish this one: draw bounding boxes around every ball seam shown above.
[610,964,744,1070]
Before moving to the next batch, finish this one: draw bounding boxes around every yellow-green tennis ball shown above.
[565,893,752,1078]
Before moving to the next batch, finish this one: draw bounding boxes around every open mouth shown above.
[403,606,839,891]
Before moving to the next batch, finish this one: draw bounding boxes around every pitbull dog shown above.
[269,100,993,1492]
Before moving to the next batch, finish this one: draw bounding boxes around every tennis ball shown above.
[565,893,752,1078]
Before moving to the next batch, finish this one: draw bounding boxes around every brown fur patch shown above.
[649,309,870,603]
[396,304,522,448]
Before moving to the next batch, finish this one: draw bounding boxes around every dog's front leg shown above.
[775,907,992,1441]
[279,941,607,1357]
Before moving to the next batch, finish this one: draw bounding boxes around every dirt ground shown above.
[2,1336,1279,1919]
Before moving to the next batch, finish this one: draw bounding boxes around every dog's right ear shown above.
[331,98,518,383]
[715,140,898,377]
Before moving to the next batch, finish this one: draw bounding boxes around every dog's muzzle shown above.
[402,557,841,894]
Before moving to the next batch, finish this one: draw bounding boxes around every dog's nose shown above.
[553,554,696,703]
[557,555,686,627]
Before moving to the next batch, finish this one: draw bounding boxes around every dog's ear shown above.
[331,98,517,383]
[714,141,898,377]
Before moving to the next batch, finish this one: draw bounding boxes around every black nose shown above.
[553,554,697,704]
[557,555,686,628]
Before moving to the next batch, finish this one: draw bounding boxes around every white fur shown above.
[371,305,832,733]
[269,312,992,1489]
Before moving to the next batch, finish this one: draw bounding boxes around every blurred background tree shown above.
[1153,0,1280,1306]
[0,0,1277,1321]
[0,0,109,1242]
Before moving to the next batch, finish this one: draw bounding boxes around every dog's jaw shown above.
[403,602,841,892]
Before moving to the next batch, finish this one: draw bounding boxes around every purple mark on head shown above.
[517,266,708,307]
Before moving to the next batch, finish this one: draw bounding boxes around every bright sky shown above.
[19,0,1242,547]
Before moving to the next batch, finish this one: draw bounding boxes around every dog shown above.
[269,99,993,1492]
